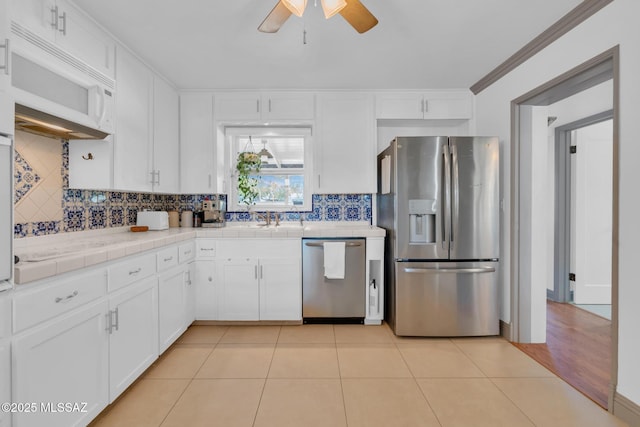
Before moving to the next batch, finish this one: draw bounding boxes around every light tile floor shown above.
[90,324,627,427]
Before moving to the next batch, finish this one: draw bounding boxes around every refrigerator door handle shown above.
[451,144,459,249]
[404,267,496,274]
[442,144,451,251]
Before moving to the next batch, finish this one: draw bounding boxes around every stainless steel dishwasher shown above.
[302,238,366,323]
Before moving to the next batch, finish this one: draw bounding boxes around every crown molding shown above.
[470,0,614,95]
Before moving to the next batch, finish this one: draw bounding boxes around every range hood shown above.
[14,104,109,140]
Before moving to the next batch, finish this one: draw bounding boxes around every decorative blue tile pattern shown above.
[14,150,41,204]
[14,143,373,237]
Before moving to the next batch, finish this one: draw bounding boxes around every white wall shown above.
[474,0,640,404]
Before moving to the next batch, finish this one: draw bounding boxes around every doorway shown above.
[510,46,619,410]
[551,111,614,321]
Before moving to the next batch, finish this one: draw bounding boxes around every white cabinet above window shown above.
[10,0,115,78]
[375,90,473,120]
[315,92,375,194]
[214,92,315,121]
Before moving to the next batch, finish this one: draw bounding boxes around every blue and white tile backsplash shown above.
[14,133,372,238]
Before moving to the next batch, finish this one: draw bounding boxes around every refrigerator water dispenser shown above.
[409,199,436,244]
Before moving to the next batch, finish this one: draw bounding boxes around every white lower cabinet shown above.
[215,240,302,321]
[158,265,188,354]
[107,277,158,402]
[194,261,217,320]
[0,339,10,427]
[259,258,302,321]
[12,300,109,427]
[218,258,260,320]
[185,262,196,324]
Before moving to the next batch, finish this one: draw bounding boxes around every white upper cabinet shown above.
[152,76,180,194]
[113,46,179,193]
[375,90,473,120]
[315,92,376,194]
[113,46,153,192]
[180,92,215,194]
[214,92,314,121]
[0,0,10,91]
[10,0,115,78]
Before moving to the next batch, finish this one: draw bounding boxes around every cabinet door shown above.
[259,257,301,321]
[152,77,179,193]
[214,92,261,121]
[262,92,315,120]
[180,92,215,194]
[0,0,11,91]
[68,137,114,190]
[194,261,217,320]
[219,258,259,320]
[108,277,158,401]
[10,0,56,43]
[113,46,153,192]
[316,93,375,194]
[185,262,196,324]
[158,266,187,353]
[54,0,115,78]
[12,300,109,427]
[375,92,424,119]
[0,339,9,427]
[423,91,473,119]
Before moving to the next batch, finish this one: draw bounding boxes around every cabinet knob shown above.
[208,276,213,282]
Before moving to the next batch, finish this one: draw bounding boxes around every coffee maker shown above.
[201,198,226,228]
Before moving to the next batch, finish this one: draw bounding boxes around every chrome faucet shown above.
[256,211,271,226]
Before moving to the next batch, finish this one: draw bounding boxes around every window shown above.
[226,127,312,211]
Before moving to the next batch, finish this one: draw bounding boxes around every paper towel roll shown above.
[181,211,193,228]
[168,211,179,228]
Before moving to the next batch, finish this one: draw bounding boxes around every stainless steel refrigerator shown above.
[377,136,499,336]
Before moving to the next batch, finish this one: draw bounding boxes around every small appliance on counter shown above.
[136,211,169,230]
[201,198,226,228]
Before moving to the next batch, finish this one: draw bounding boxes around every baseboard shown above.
[613,392,640,426]
[500,320,512,341]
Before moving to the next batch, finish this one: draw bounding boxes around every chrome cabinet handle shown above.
[256,99,260,113]
[50,6,59,30]
[268,99,272,112]
[55,290,78,303]
[163,256,173,262]
[260,265,263,279]
[184,250,192,255]
[0,39,9,76]
[113,307,119,331]
[128,267,142,275]
[421,99,424,113]
[254,265,258,279]
[58,11,67,35]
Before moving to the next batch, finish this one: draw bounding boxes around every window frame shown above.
[225,126,313,212]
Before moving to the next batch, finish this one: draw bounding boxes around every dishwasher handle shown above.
[304,241,363,248]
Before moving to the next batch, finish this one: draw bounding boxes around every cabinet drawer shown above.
[179,242,196,264]
[196,240,217,259]
[13,270,107,333]
[108,253,156,293]
[157,246,179,272]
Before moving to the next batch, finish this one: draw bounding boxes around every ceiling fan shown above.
[258,0,378,34]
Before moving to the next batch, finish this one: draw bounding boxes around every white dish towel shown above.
[323,241,346,279]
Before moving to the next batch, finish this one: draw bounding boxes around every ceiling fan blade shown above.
[339,0,378,33]
[258,1,293,33]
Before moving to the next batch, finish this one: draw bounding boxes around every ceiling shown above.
[71,0,583,91]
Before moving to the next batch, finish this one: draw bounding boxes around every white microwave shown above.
[11,52,115,139]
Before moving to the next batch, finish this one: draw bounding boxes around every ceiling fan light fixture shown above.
[320,0,347,19]
[282,0,307,17]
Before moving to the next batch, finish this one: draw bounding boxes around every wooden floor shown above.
[513,300,611,409]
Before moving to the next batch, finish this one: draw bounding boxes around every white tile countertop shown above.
[13,222,385,285]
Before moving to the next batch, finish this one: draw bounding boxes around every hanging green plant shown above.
[236,151,261,207]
